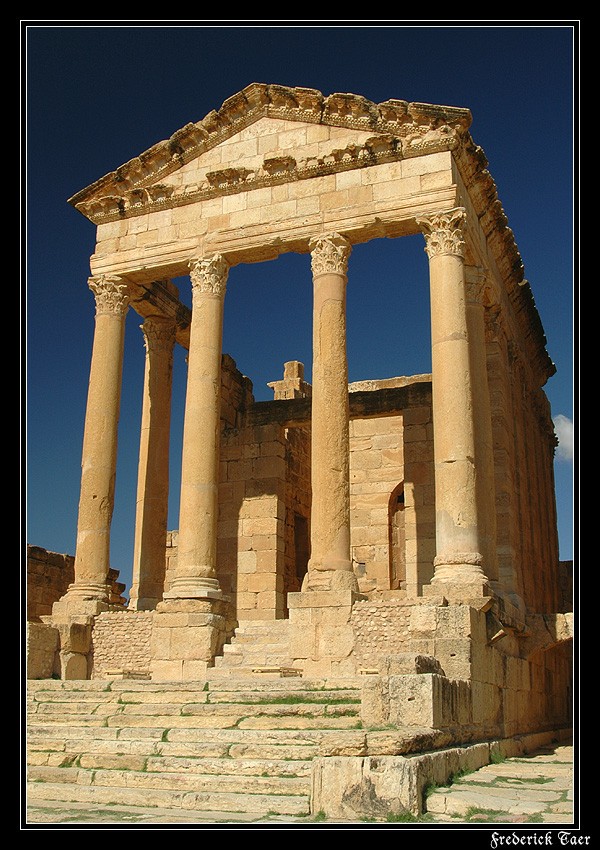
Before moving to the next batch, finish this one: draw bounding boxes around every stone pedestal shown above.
[288,589,362,677]
[150,598,230,681]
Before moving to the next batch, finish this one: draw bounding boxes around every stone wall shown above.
[26,622,59,679]
[27,546,75,622]
[27,545,127,622]
[218,422,287,619]
[91,611,153,679]
[351,594,412,668]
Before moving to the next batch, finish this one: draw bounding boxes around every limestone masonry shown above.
[26,83,573,822]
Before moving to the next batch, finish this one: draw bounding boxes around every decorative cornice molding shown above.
[69,83,471,221]
[309,232,352,278]
[88,275,129,316]
[416,207,467,259]
[189,254,229,298]
[72,131,454,225]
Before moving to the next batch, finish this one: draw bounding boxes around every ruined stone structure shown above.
[26,84,573,820]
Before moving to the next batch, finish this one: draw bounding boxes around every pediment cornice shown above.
[68,82,473,223]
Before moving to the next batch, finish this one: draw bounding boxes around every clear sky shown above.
[24,22,577,595]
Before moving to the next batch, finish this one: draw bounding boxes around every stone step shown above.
[28,764,310,797]
[206,688,361,704]
[218,651,292,664]
[27,781,310,816]
[223,637,290,650]
[234,620,291,633]
[28,737,325,763]
[28,723,367,752]
[27,674,367,820]
[30,701,359,720]
[28,677,362,694]
[30,711,360,732]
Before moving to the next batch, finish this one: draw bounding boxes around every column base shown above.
[151,597,230,681]
[162,576,223,601]
[52,583,111,618]
[301,568,359,593]
[426,553,492,602]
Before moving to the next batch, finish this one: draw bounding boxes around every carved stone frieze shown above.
[74,133,410,223]
[205,168,255,189]
[262,156,298,176]
[189,254,229,298]
[88,275,130,316]
[309,232,352,277]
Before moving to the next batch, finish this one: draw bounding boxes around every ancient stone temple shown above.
[26,84,573,820]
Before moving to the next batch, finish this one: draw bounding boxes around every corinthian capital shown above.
[416,207,467,259]
[141,316,177,354]
[88,275,130,316]
[189,254,229,298]
[309,232,352,278]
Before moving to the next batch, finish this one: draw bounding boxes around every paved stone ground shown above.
[23,741,577,830]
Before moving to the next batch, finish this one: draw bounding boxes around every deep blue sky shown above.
[24,23,577,594]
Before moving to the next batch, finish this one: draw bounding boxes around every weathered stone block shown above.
[312,755,420,818]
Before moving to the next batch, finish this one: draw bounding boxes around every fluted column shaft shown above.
[305,233,357,592]
[70,275,129,602]
[416,208,487,588]
[129,315,176,610]
[166,254,228,599]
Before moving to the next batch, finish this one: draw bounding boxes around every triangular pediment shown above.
[69,83,473,224]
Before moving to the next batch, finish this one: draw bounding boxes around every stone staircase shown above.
[210,619,300,677]
[26,677,363,818]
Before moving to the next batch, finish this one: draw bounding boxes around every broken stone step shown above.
[27,781,310,815]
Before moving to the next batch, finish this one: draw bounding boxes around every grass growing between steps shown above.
[206,696,361,706]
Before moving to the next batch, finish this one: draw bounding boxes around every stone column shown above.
[129,315,176,610]
[164,254,229,600]
[304,232,358,593]
[55,274,130,614]
[151,255,230,680]
[416,208,488,595]
[465,268,499,583]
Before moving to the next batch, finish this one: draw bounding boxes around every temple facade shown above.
[28,85,572,757]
